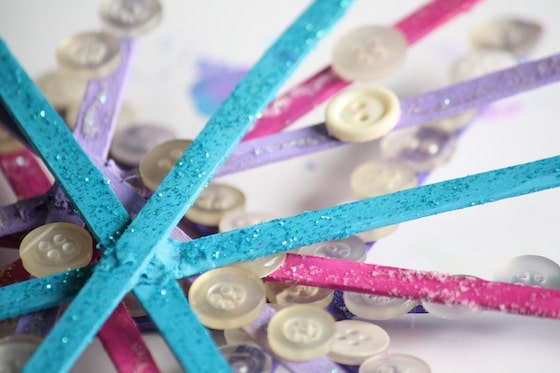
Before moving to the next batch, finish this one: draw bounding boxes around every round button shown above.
[470,17,542,57]
[493,255,560,289]
[0,125,24,155]
[422,300,481,320]
[449,49,517,83]
[219,344,273,373]
[19,222,93,278]
[110,123,175,167]
[359,353,431,373]
[350,160,417,199]
[332,25,408,81]
[328,320,390,365]
[325,86,400,143]
[139,139,192,191]
[298,235,367,262]
[344,292,417,320]
[223,329,258,347]
[267,305,335,362]
[99,0,163,38]
[188,267,265,330]
[380,125,458,172]
[185,182,246,226]
[0,335,42,372]
[264,282,334,308]
[427,109,478,134]
[34,71,88,111]
[56,31,122,80]
[66,100,136,132]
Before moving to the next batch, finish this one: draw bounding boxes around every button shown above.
[0,335,42,372]
[422,301,481,320]
[325,86,400,143]
[99,0,163,38]
[267,305,335,362]
[0,125,24,155]
[138,139,192,191]
[264,282,334,308]
[218,344,273,373]
[66,100,136,132]
[223,329,258,347]
[19,222,93,278]
[427,109,478,134]
[380,125,458,172]
[344,292,417,320]
[350,160,418,199]
[110,123,175,167]
[34,71,88,112]
[188,267,265,330]
[298,235,367,262]
[185,182,246,226]
[56,31,122,80]
[493,255,560,289]
[327,320,390,365]
[470,17,542,57]
[359,353,431,373]
[449,49,517,83]
[331,25,407,82]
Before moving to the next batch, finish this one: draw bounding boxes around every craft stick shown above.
[0,259,30,287]
[0,149,52,199]
[0,196,48,237]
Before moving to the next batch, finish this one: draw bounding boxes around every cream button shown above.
[328,320,390,365]
[265,282,334,308]
[99,0,163,38]
[19,223,93,278]
[0,335,42,372]
[332,25,407,82]
[219,344,273,373]
[344,292,417,320]
[110,123,175,167]
[267,305,335,362]
[56,31,122,80]
[359,353,431,373]
[450,49,517,83]
[298,235,367,262]
[139,139,192,191]
[427,109,478,134]
[350,160,417,200]
[188,267,265,330]
[66,100,136,132]
[325,86,400,143]
[223,329,257,347]
[34,71,88,111]
[185,182,246,226]
[470,17,542,57]
[0,126,24,155]
[493,255,560,289]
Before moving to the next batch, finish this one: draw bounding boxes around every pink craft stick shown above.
[0,259,30,287]
[0,149,52,199]
[242,0,482,141]
[265,254,560,319]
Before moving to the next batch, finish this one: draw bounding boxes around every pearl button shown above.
[449,49,517,83]
[99,0,163,38]
[110,123,175,167]
[350,160,418,200]
[298,235,367,262]
[427,109,478,134]
[470,17,542,57]
[67,100,136,133]
[344,292,417,320]
[34,71,87,112]
[139,139,192,191]
[493,255,560,289]
[328,320,390,365]
[265,282,334,308]
[186,182,246,226]
[359,353,431,373]
[218,344,273,373]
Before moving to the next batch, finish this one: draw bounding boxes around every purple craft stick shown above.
[0,196,48,236]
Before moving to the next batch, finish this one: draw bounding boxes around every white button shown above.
[493,255,560,289]
[470,17,542,57]
[380,125,458,172]
[19,223,93,278]
[298,235,367,262]
[344,292,417,320]
[34,71,88,111]
[332,25,408,82]
[188,267,265,330]
[0,335,42,372]
[359,353,431,373]
[449,49,517,83]
[350,160,418,200]
[422,301,482,320]
[56,31,122,80]
[328,320,390,365]
[427,109,478,134]
[0,125,24,155]
[265,282,334,308]
[219,344,273,373]
[99,0,163,38]
[186,182,246,226]
[139,139,192,191]
[66,100,136,132]
[267,305,335,362]
[110,123,175,167]
[325,86,400,143]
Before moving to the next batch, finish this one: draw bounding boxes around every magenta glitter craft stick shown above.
[0,149,52,199]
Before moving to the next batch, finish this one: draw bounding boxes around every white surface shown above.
[2,0,560,372]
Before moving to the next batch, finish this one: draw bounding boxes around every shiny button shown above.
[66,100,136,132]
[56,31,122,80]
[267,305,335,362]
[265,282,334,308]
[328,320,390,365]
[223,329,257,347]
[19,223,93,278]
[325,86,400,143]
[450,49,517,83]
[100,0,163,38]
[350,160,417,200]
[422,301,481,320]
[188,267,265,330]
[471,17,542,57]
[380,125,458,172]
[0,335,42,372]
[139,139,192,191]
[359,353,431,373]
[34,71,88,111]
[0,126,24,155]
[332,25,407,81]
[219,344,273,373]
[493,255,560,289]
[298,235,367,262]
[427,109,478,134]
[186,182,246,226]
[110,123,175,167]
[344,292,417,320]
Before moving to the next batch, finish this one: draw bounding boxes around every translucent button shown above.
[380,125,458,172]
[19,222,93,278]
[0,335,42,372]
[34,71,88,111]
[219,344,273,373]
[350,160,418,200]
[471,17,542,57]
[100,0,163,38]
[328,320,390,365]
[110,123,175,167]
[427,109,478,134]
[139,139,192,191]
[185,182,246,226]
[223,329,257,347]
[359,353,431,373]
[0,126,24,155]
[56,31,122,80]
[331,25,408,81]
[493,255,560,289]
[325,86,400,143]
[66,100,136,132]
[265,282,334,308]
[188,267,265,330]
[344,292,417,320]
[298,235,367,262]
[449,49,517,83]
[422,300,481,320]
[267,305,335,362]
